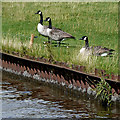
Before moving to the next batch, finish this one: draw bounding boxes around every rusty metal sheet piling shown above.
[0,52,120,96]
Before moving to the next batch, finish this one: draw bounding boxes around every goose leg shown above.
[59,41,61,47]
[56,41,61,47]
[56,41,60,47]
[57,41,59,47]
[48,37,51,43]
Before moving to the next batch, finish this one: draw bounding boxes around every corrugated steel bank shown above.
[0,52,120,101]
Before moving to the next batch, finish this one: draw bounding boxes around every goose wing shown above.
[52,27,62,30]
[49,29,75,41]
[62,31,75,39]
[92,46,115,56]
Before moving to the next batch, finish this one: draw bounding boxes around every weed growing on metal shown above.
[94,78,112,106]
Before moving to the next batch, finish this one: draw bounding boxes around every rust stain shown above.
[0,52,120,96]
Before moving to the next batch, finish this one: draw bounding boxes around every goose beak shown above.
[35,12,38,14]
[44,19,47,22]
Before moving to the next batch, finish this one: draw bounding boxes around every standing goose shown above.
[35,10,48,37]
[79,36,115,56]
[35,10,61,43]
[44,17,75,47]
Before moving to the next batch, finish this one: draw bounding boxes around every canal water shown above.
[1,71,120,119]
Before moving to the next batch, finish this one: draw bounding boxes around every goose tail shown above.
[103,47,115,52]
[63,32,75,39]
[109,49,115,52]
[71,36,76,39]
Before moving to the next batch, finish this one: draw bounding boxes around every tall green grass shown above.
[1,2,118,75]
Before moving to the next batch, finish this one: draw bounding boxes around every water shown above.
[1,71,120,119]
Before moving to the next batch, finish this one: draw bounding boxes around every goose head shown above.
[79,36,89,48]
[44,17,52,29]
[44,17,51,22]
[35,10,43,24]
[79,36,88,41]
[35,10,42,15]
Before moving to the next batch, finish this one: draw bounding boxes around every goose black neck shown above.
[85,39,89,48]
[48,19,52,29]
[39,13,43,25]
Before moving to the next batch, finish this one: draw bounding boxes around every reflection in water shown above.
[2,71,120,118]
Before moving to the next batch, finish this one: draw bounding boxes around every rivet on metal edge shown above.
[41,71,44,79]
[2,60,4,68]
[53,74,57,81]
[45,71,48,80]
[57,74,61,83]
[72,79,77,87]
[16,64,20,72]
[34,68,37,74]
[4,61,7,68]
[9,62,12,69]
[27,67,30,73]
[11,63,14,70]
[23,66,26,71]
[76,80,81,88]
[85,81,89,92]
[81,80,85,89]
[21,66,24,73]
[61,75,65,83]
[14,63,17,71]
[30,68,34,76]
[37,69,41,77]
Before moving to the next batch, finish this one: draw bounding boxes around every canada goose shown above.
[35,10,48,37]
[44,17,75,47]
[79,36,115,56]
[35,10,61,43]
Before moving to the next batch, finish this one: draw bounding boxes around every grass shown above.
[1,2,119,76]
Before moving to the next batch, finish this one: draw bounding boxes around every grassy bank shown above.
[1,2,118,75]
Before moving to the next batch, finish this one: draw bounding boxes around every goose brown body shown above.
[79,36,115,56]
[35,10,62,40]
[47,28,75,41]
[45,17,75,46]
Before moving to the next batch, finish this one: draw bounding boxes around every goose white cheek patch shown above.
[39,11,41,14]
[84,37,87,41]
[47,18,50,21]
